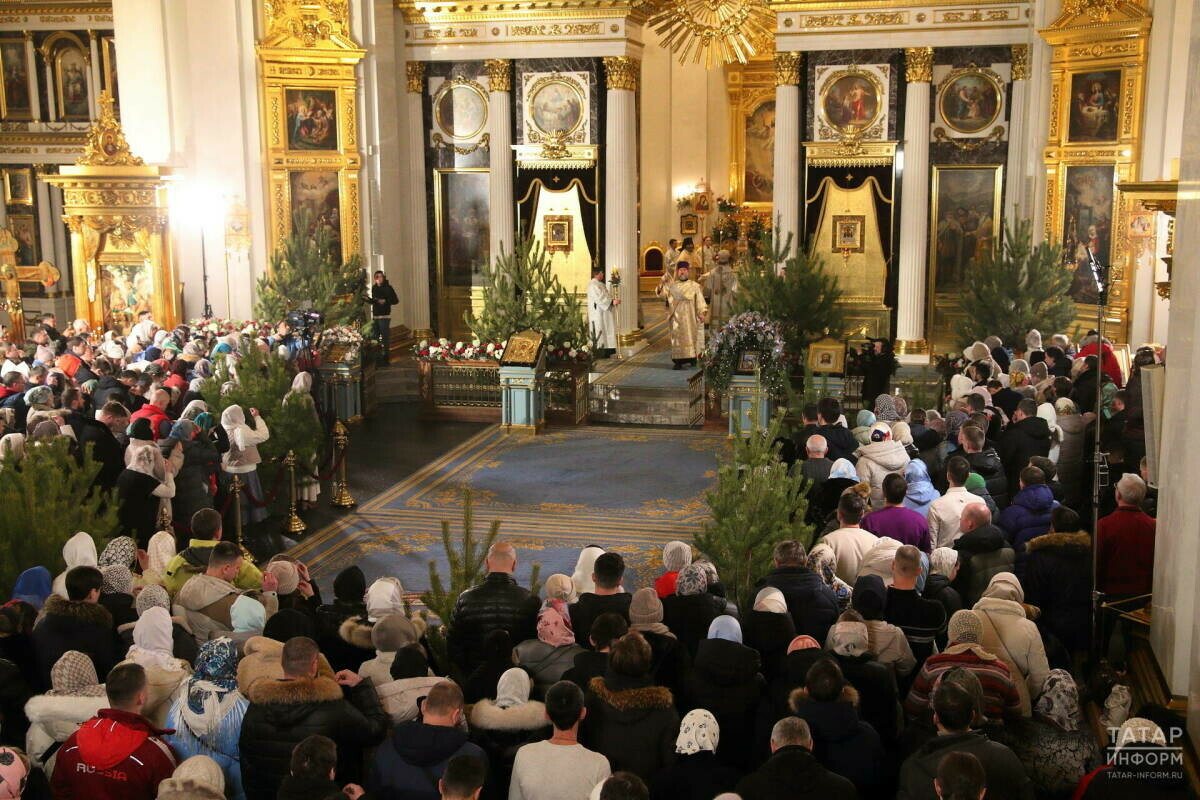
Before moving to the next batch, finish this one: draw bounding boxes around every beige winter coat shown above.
[118,658,191,728]
[376,676,444,723]
[854,440,912,509]
[973,596,1051,716]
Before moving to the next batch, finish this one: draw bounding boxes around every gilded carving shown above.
[798,12,906,28]
[421,27,479,39]
[1061,0,1122,22]
[406,61,425,94]
[647,0,773,68]
[774,53,801,86]
[508,22,601,36]
[1011,44,1029,80]
[933,126,1006,150]
[262,0,358,49]
[603,56,639,91]
[484,59,512,93]
[904,47,933,83]
[77,92,143,167]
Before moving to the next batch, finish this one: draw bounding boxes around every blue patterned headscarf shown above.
[185,638,239,717]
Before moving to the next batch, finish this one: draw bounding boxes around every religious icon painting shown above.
[435,169,490,287]
[737,351,761,373]
[820,70,883,135]
[54,45,90,121]
[544,215,572,253]
[831,215,865,253]
[937,69,1003,134]
[289,170,342,262]
[929,166,1002,294]
[807,338,846,374]
[1068,70,1120,143]
[3,168,32,206]
[528,78,585,136]
[102,36,118,100]
[743,99,775,204]
[285,89,339,151]
[680,213,699,236]
[0,37,31,119]
[432,78,488,142]
[100,261,152,333]
[1060,163,1116,305]
[7,213,37,266]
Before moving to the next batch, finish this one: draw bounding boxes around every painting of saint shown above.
[0,40,30,118]
[530,81,583,135]
[289,170,342,262]
[743,100,774,203]
[286,89,338,150]
[1061,164,1115,304]
[7,214,36,266]
[822,74,880,133]
[438,171,489,286]
[938,72,1001,134]
[101,263,152,334]
[1068,70,1120,143]
[932,167,1000,293]
[434,84,487,140]
[56,46,90,120]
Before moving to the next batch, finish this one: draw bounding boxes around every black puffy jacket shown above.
[756,566,840,643]
[238,674,389,800]
[683,638,766,771]
[447,573,540,674]
[965,448,1009,508]
[996,416,1052,491]
[89,374,133,411]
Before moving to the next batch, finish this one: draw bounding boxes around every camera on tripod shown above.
[285,309,325,344]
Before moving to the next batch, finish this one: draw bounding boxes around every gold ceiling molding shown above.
[396,0,652,25]
[78,92,143,167]
[648,0,774,67]
[770,0,1023,9]
[261,0,361,52]
[1011,44,1029,79]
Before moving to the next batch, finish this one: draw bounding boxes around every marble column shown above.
[603,56,640,351]
[405,61,433,338]
[1005,45,1029,220]
[894,47,934,364]
[484,59,514,262]
[773,53,802,260]
[88,31,101,119]
[23,32,40,120]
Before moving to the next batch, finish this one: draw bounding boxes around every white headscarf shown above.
[63,531,98,569]
[494,668,531,709]
[753,587,788,615]
[0,432,25,462]
[572,546,605,596]
[127,606,186,672]
[675,709,720,754]
[220,404,246,431]
[929,547,959,577]
[147,530,177,577]
[365,577,405,622]
[126,444,166,481]
[291,372,312,394]
[543,573,578,604]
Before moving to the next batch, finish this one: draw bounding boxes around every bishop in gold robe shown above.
[656,261,708,369]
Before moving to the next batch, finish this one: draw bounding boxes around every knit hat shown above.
[982,572,1024,603]
[0,747,29,800]
[947,609,983,644]
[390,645,430,680]
[629,587,665,626]
[964,472,987,491]
[129,417,154,442]
[100,564,133,595]
[265,560,300,596]
[662,541,692,573]
[172,756,225,793]
[869,422,892,442]
[136,584,171,616]
[675,564,707,596]
[98,536,137,569]
[333,565,367,603]
[262,609,315,642]
[829,621,870,657]
[851,574,886,620]
[371,612,425,652]
[47,651,106,696]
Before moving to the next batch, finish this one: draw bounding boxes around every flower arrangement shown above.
[319,326,365,363]
[413,338,504,362]
[935,353,969,378]
[702,311,787,395]
[716,196,739,214]
[609,269,622,290]
[187,317,274,339]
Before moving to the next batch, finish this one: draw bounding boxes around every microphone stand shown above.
[1086,246,1110,667]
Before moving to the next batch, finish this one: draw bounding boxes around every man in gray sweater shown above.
[508,681,611,800]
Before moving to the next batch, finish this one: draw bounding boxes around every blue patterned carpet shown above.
[294,425,727,599]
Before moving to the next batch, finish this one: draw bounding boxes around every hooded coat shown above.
[23,690,107,772]
[682,638,766,770]
[49,708,179,800]
[177,573,278,644]
[31,596,116,691]
[368,720,487,800]
[468,681,550,800]
[734,744,857,800]
[661,591,727,657]
[584,674,680,780]
[854,439,912,510]
[974,575,1050,716]
[997,483,1059,561]
[897,730,1033,800]
[740,609,796,683]
[315,566,371,672]
[789,685,886,795]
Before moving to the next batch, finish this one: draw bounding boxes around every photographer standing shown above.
[370,270,399,365]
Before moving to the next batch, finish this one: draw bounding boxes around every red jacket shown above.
[50,708,178,800]
[129,403,172,440]
[1096,505,1156,595]
[655,571,679,598]
[1078,341,1123,387]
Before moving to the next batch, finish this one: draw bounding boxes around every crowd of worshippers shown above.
[0,311,322,538]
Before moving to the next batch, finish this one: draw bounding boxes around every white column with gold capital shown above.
[773,53,802,259]
[485,59,514,260]
[604,56,641,353]
[405,61,432,338]
[1006,45,1030,219]
[894,47,934,364]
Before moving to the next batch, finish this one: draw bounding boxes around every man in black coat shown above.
[447,541,540,674]
[735,717,856,800]
[239,636,389,800]
[757,541,839,643]
[996,399,1052,494]
[816,398,858,463]
[30,566,117,691]
[65,394,126,489]
[952,504,1016,608]
[986,380,1022,420]
[570,552,633,648]
[960,425,1008,508]
[88,362,134,411]
[897,677,1033,800]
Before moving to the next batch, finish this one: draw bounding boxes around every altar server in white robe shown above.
[588,266,619,358]
[657,260,708,369]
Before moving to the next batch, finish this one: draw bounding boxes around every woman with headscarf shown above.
[647,709,742,800]
[516,575,587,697]
[845,574,915,677]
[116,441,176,547]
[314,565,369,672]
[333,576,406,672]
[902,459,939,518]
[807,458,862,529]
[170,418,220,523]
[469,668,550,799]
[11,567,51,610]
[855,423,911,510]
[142,530,177,587]
[825,614,902,745]
[123,605,192,727]
[1054,397,1091,507]
[571,546,605,597]
[27,419,65,447]
[165,638,249,800]
[807,543,853,612]
[661,564,725,658]
[891,420,919,459]
[627,587,689,700]
[739,587,795,683]
[23,650,108,773]
[1035,399,1061,463]
[973,572,1050,715]
[283,372,322,508]
[874,394,901,424]
[99,564,137,628]
[219,404,270,525]
[654,541,692,598]
[923,548,963,649]
[49,531,97,599]
[682,616,765,771]
[851,410,877,447]
[0,432,25,467]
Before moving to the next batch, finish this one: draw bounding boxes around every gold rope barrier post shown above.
[283,450,307,535]
[229,473,244,551]
[331,421,356,508]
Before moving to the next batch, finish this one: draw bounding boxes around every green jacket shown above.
[163,538,263,596]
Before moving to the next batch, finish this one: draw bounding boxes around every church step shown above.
[588,383,704,427]
[375,359,421,402]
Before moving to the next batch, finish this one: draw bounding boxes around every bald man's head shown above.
[486,541,516,574]
[151,388,171,409]
[960,503,991,533]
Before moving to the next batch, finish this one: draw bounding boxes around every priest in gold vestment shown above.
[657,261,708,369]
[702,249,737,331]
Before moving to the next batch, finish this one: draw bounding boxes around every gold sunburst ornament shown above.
[648,0,775,68]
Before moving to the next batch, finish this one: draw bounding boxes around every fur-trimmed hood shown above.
[338,615,375,650]
[469,698,549,732]
[237,635,335,696]
[1025,530,1090,553]
[788,684,859,713]
[588,676,674,713]
[37,594,112,628]
[245,674,344,705]
[155,777,226,800]
[25,693,107,724]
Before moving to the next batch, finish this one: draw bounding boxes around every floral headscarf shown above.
[929,547,959,577]
[675,564,707,596]
[662,541,692,573]
[808,542,853,608]
[47,650,106,696]
[147,531,176,577]
[675,709,720,755]
[98,536,137,569]
[182,638,242,737]
[1035,669,1082,732]
[101,565,133,595]
[0,745,29,799]
[536,600,576,647]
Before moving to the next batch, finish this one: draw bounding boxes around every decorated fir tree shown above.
[956,220,1074,347]
[255,211,370,331]
[694,411,813,612]
[465,239,589,350]
[0,439,118,596]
